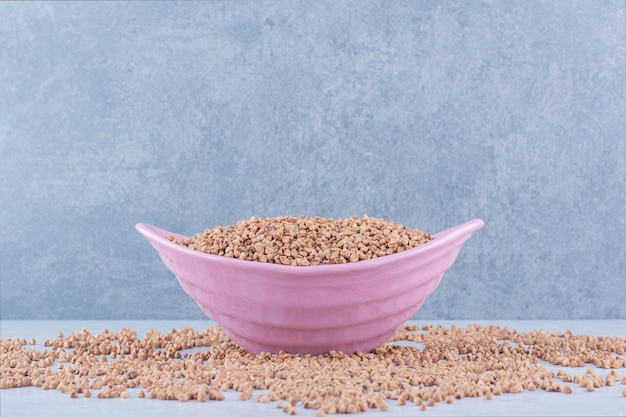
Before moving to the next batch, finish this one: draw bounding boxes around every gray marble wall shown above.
[1,1,624,320]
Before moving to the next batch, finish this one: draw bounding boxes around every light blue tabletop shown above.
[1,320,625,417]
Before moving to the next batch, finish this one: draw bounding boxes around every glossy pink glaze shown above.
[136,218,484,354]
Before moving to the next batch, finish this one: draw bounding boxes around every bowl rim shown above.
[135,218,484,274]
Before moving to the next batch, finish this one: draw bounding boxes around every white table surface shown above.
[1,320,625,417]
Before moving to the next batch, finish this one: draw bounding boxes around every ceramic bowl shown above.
[136,218,484,355]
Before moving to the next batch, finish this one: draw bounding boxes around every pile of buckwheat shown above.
[167,215,433,265]
[2,324,625,415]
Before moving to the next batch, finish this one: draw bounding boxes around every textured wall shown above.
[1,1,624,320]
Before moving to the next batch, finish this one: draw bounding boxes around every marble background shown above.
[1,1,624,320]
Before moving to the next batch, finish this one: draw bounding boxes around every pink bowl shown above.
[136,218,484,355]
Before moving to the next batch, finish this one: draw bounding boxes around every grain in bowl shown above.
[166,215,434,265]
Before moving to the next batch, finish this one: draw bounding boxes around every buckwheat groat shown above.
[168,215,433,265]
[2,324,625,414]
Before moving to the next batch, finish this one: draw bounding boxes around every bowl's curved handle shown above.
[428,218,485,250]
[432,218,484,240]
[136,223,186,243]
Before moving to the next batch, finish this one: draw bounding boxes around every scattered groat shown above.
[315,408,326,417]
[167,215,433,265]
[1,324,624,414]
